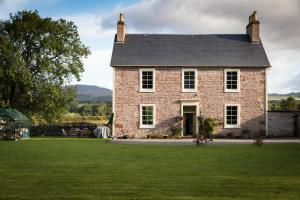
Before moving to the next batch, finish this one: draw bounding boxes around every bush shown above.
[171,117,183,139]
[171,126,182,139]
[196,117,217,145]
[254,129,266,146]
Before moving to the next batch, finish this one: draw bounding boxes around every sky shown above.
[0,0,299,93]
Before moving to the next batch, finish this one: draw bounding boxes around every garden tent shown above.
[0,109,31,140]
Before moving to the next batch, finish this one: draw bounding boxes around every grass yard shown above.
[0,138,300,200]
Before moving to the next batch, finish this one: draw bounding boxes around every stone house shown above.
[110,12,271,138]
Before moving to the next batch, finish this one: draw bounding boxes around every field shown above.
[0,138,300,199]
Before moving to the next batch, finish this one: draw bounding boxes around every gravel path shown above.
[109,138,300,145]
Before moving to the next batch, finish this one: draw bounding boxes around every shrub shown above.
[171,123,182,139]
[171,126,182,139]
[254,129,266,146]
[170,116,183,139]
[196,116,217,145]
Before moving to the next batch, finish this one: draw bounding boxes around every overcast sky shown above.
[1,0,299,93]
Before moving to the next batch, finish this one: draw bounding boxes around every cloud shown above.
[62,14,115,43]
[61,13,114,89]
[0,0,29,17]
[103,0,300,49]
[1,0,299,92]
[79,48,113,89]
[0,0,58,18]
[287,72,300,91]
[101,0,300,93]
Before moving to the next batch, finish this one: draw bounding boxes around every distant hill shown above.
[269,92,300,101]
[69,84,112,103]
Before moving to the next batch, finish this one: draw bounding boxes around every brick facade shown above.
[113,67,266,138]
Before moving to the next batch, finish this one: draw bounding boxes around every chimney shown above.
[117,13,126,43]
[246,11,260,43]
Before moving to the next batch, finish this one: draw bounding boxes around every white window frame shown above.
[224,104,241,128]
[139,104,156,129]
[224,69,240,93]
[139,68,155,92]
[182,69,197,92]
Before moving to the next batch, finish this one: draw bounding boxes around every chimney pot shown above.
[119,13,124,23]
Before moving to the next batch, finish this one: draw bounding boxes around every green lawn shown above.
[0,138,300,200]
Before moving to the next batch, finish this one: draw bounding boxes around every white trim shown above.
[112,67,116,137]
[224,69,240,93]
[139,68,155,93]
[182,68,197,92]
[139,104,156,129]
[265,68,269,135]
[180,102,199,136]
[224,104,241,128]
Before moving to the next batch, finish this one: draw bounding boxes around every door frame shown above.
[180,101,199,136]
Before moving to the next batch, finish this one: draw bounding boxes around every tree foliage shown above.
[73,102,112,118]
[0,10,90,122]
[280,97,298,111]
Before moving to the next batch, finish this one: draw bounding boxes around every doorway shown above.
[183,106,197,136]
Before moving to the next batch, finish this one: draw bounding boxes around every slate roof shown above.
[110,34,270,67]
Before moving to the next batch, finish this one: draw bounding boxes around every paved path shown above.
[109,138,300,145]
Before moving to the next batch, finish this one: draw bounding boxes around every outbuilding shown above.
[0,109,31,140]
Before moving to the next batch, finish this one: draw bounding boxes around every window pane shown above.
[142,106,154,126]
[226,71,238,90]
[231,119,237,124]
[184,70,196,89]
[141,71,153,90]
[226,106,238,125]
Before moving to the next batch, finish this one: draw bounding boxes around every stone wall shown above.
[113,67,266,138]
[268,111,300,137]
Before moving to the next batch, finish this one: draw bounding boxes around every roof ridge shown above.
[124,33,247,36]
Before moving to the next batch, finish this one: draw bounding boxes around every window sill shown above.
[224,125,240,129]
[224,89,240,93]
[139,90,155,93]
[140,125,155,129]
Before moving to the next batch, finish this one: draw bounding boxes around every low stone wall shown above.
[30,123,97,136]
[297,116,300,137]
[268,111,300,137]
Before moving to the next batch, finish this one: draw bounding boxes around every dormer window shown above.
[224,69,240,92]
[139,68,155,92]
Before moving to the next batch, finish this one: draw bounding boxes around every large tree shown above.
[0,10,90,122]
